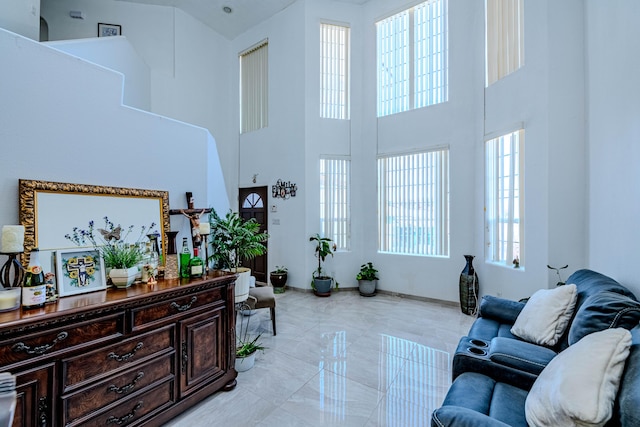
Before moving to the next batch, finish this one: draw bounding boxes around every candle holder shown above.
[0,252,24,288]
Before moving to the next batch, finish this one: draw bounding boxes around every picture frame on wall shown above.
[98,23,121,37]
[55,249,107,297]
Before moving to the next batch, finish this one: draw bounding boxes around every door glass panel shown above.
[242,193,264,208]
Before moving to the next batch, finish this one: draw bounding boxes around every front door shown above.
[238,187,268,283]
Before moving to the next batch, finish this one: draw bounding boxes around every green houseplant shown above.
[235,334,265,372]
[65,216,155,288]
[309,234,336,296]
[269,265,288,294]
[356,262,379,297]
[208,209,269,302]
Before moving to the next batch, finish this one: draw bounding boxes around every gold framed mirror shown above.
[18,180,170,269]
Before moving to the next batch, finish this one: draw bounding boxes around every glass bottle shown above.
[189,247,204,278]
[179,238,191,279]
[22,248,46,309]
[141,242,152,283]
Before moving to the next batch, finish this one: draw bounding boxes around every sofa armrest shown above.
[479,295,526,324]
[432,406,513,427]
[489,337,557,376]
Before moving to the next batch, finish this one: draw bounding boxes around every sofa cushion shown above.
[488,337,557,376]
[510,284,577,347]
[436,372,529,427]
[525,328,632,427]
[568,291,640,346]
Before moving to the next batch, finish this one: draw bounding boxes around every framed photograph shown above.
[56,249,107,297]
[98,23,121,37]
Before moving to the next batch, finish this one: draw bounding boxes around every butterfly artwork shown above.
[99,226,122,241]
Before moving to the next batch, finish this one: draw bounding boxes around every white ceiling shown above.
[117,0,369,40]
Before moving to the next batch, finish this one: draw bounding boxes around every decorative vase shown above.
[459,255,479,315]
[235,351,256,372]
[165,231,179,255]
[358,279,377,297]
[313,277,333,297]
[233,267,252,303]
[270,272,287,294]
[109,267,138,288]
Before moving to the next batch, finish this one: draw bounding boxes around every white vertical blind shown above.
[320,157,351,250]
[485,129,524,265]
[485,0,524,86]
[376,0,447,117]
[320,23,350,120]
[240,40,268,133]
[377,149,449,256]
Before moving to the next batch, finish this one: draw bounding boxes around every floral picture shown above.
[56,249,107,297]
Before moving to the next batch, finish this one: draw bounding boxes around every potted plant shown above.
[269,266,288,294]
[235,334,265,372]
[208,209,269,303]
[356,262,379,297]
[309,234,336,297]
[65,216,156,288]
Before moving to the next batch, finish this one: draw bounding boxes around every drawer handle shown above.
[108,342,143,362]
[106,401,142,425]
[107,371,144,395]
[170,296,197,312]
[12,331,69,355]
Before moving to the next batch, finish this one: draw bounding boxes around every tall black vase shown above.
[459,255,479,315]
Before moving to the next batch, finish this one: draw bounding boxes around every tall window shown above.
[320,23,350,120]
[378,149,449,256]
[485,129,524,265]
[320,157,351,250]
[376,0,448,117]
[240,40,268,133]
[485,0,524,86]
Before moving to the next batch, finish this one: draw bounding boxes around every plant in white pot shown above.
[235,334,265,372]
[356,262,379,297]
[208,209,269,303]
[65,217,156,288]
[309,234,336,297]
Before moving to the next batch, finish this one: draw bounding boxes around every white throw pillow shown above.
[510,284,577,346]
[525,328,632,427]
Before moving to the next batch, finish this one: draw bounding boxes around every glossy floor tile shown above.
[164,290,474,427]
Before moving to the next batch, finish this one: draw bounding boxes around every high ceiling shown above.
[117,0,369,40]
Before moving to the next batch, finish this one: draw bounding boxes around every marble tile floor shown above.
[164,289,475,427]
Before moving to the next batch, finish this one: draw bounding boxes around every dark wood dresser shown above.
[0,271,237,426]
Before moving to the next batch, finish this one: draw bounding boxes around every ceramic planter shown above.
[358,279,377,297]
[235,350,256,372]
[232,267,252,303]
[270,272,287,294]
[313,277,333,297]
[109,266,138,288]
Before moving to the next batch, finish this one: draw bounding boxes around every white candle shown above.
[198,222,210,235]
[1,225,25,253]
[0,288,20,311]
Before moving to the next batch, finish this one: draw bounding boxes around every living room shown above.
[0,0,639,425]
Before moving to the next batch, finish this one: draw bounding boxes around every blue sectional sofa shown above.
[432,269,640,426]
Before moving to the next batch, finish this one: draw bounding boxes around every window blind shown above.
[485,129,524,265]
[378,149,449,256]
[240,41,268,133]
[320,23,350,120]
[320,157,351,251]
[486,0,524,86]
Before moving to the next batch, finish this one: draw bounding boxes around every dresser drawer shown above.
[130,287,224,332]
[0,313,124,369]
[62,324,175,392]
[72,378,175,427]
[62,353,175,425]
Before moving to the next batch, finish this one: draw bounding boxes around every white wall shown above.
[41,0,236,205]
[586,0,640,295]
[0,0,40,41]
[46,36,151,110]
[0,28,229,252]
